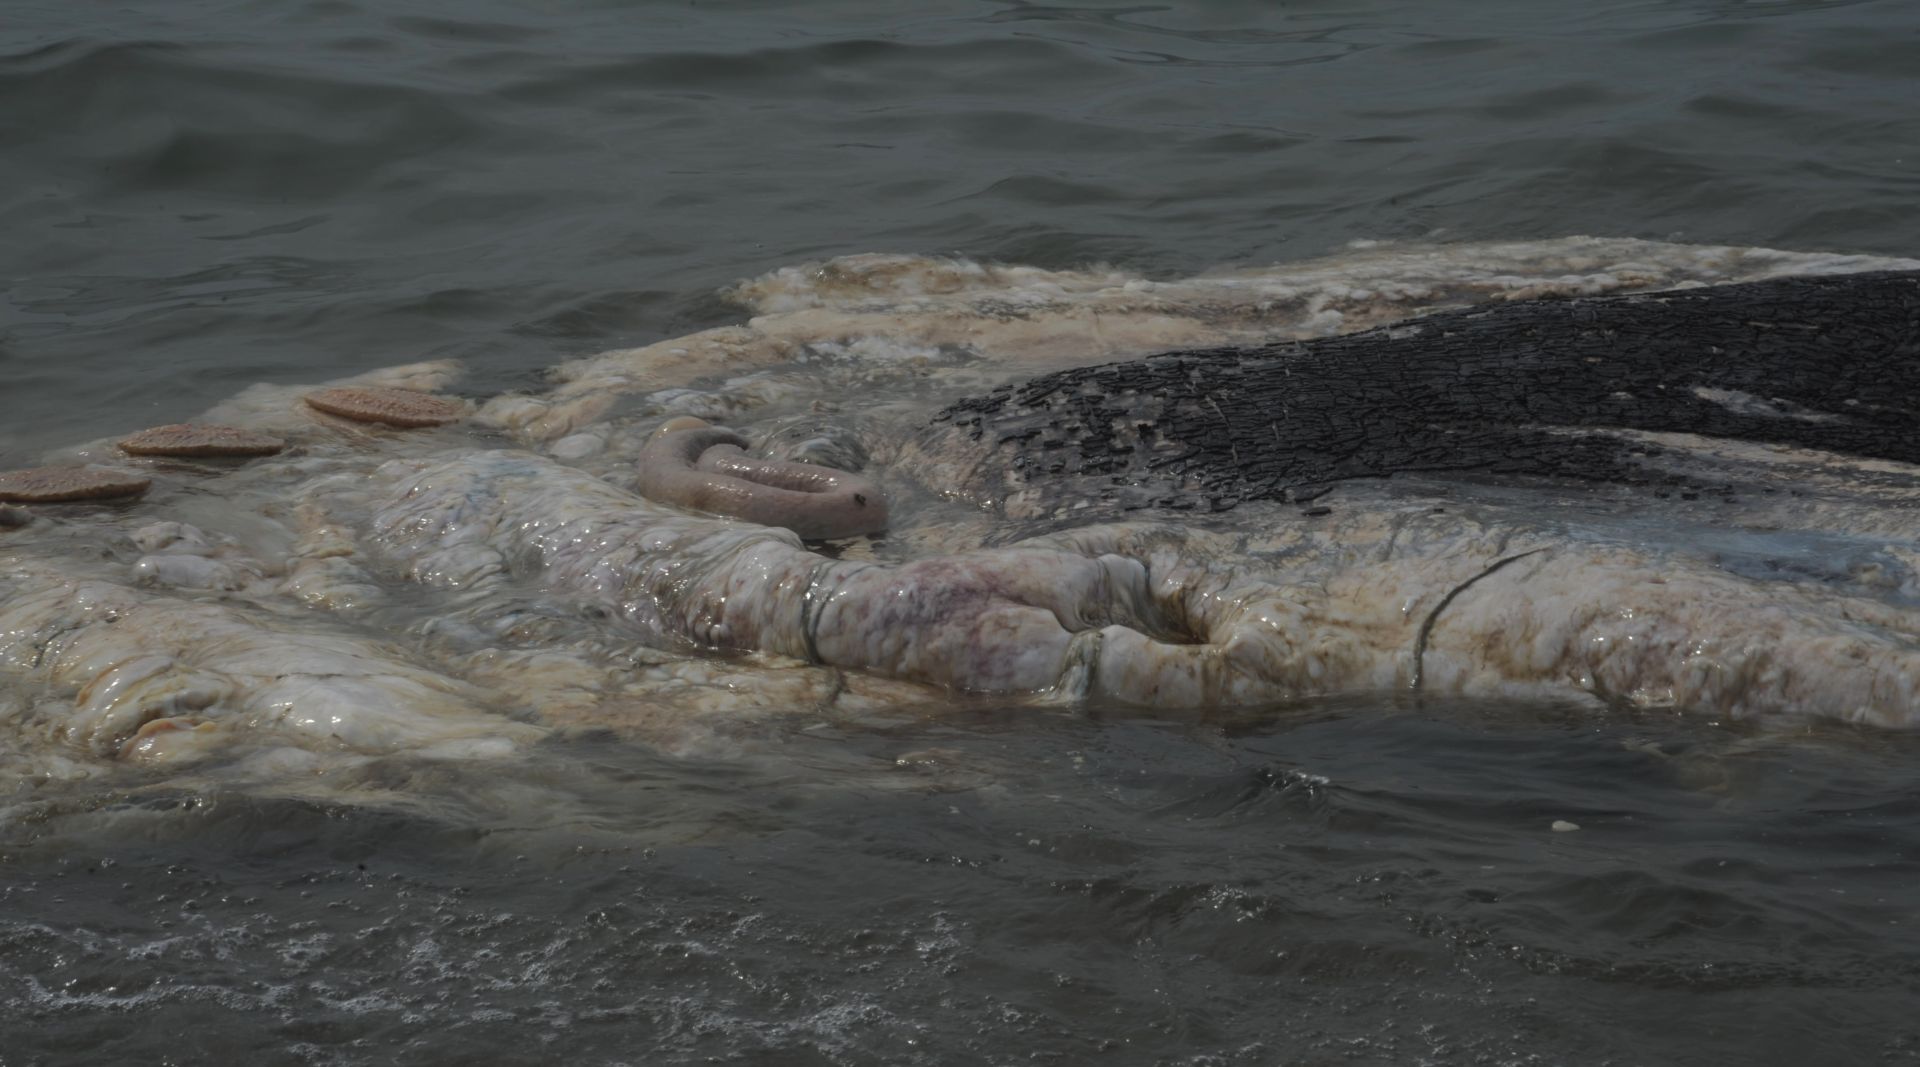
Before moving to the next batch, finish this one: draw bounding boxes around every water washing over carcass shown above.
[4,238,1919,795]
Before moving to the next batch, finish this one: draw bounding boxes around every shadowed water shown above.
[4,1,1920,1064]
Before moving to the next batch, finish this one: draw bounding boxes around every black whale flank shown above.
[932,269,1920,510]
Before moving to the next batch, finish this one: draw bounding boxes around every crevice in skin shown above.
[813,667,848,713]
[800,559,865,666]
[1409,548,1548,694]
[1050,628,1105,702]
[30,620,91,671]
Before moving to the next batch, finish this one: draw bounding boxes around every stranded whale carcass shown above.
[4,243,1920,788]
[347,268,1920,726]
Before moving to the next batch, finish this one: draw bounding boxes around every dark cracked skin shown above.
[928,270,1920,512]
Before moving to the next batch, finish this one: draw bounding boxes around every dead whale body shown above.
[3,241,1919,793]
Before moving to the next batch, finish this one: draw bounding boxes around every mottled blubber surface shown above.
[4,1,1920,1065]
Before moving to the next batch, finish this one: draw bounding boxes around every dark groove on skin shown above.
[799,560,834,665]
[801,560,871,666]
[1054,627,1103,700]
[1077,628,1103,701]
[1409,548,1548,694]
[31,620,91,670]
[815,668,847,712]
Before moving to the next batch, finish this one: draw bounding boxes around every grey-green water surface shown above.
[3,1,1919,1063]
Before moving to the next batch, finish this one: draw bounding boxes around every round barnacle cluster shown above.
[117,423,287,457]
[303,387,466,428]
[0,466,152,504]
